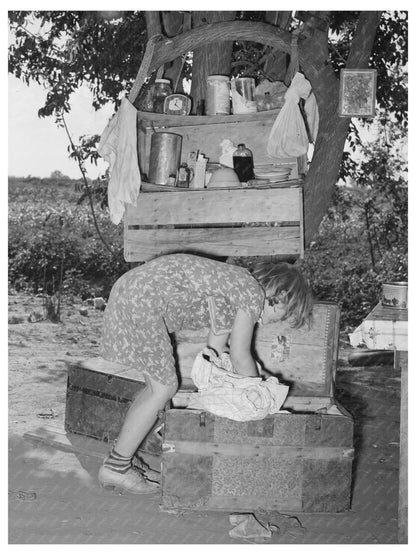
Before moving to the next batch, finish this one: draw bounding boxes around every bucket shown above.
[148,132,182,185]
[381,281,408,309]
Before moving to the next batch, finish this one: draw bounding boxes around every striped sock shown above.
[103,447,132,473]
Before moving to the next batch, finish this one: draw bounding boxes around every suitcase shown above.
[64,359,162,455]
[173,302,341,412]
[161,407,354,513]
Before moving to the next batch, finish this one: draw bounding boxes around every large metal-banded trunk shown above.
[64,360,161,455]
[174,302,341,412]
[161,408,354,513]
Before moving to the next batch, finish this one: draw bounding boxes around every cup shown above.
[381,281,408,309]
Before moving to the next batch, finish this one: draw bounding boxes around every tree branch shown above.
[148,21,293,73]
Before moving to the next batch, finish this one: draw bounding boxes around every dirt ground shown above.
[8,290,404,545]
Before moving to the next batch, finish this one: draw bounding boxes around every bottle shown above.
[233,144,255,182]
[153,78,172,113]
[196,99,205,116]
[176,163,193,188]
[264,91,273,111]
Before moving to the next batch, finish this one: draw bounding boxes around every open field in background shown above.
[8,176,407,336]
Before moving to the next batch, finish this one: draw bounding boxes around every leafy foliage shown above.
[8,177,129,299]
[301,117,407,332]
[8,11,147,117]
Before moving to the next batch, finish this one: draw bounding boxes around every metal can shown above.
[206,75,230,115]
[148,132,182,185]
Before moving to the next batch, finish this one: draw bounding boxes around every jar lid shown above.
[207,75,230,81]
[155,78,171,84]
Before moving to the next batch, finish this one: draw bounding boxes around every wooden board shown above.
[397,351,408,543]
[124,186,304,261]
[126,187,301,225]
[161,409,354,513]
[349,301,408,351]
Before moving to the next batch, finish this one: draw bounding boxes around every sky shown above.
[8,75,114,179]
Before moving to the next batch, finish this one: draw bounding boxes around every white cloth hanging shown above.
[267,72,316,158]
[305,91,319,143]
[187,347,289,421]
[98,97,141,224]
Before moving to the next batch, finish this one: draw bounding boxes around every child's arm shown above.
[228,309,259,377]
[207,329,229,357]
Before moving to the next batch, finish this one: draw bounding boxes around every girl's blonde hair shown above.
[251,261,314,328]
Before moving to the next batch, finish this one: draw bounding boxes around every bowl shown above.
[381,281,408,309]
[207,167,241,188]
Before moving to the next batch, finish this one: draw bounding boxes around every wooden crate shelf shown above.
[125,110,305,262]
[124,183,304,262]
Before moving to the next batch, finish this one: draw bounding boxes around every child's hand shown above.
[258,367,275,379]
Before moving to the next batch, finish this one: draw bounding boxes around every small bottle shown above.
[196,99,205,116]
[153,78,172,113]
[233,144,255,182]
[176,163,191,188]
[264,91,273,111]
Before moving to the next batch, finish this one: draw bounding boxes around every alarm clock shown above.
[163,94,192,116]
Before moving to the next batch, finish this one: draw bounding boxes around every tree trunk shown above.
[299,11,382,245]
[190,11,236,113]
[263,11,291,81]
[145,11,162,37]
[161,12,187,91]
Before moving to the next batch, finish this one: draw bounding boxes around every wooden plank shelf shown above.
[127,109,305,262]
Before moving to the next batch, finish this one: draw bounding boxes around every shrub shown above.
[8,180,129,299]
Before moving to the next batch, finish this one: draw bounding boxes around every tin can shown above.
[206,75,230,115]
[148,132,182,185]
[381,282,408,310]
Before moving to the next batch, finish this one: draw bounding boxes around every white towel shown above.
[187,348,289,421]
[98,97,141,224]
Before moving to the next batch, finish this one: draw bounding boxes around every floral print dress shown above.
[100,253,265,385]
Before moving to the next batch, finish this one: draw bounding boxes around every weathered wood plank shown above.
[125,226,302,261]
[137,107,281,127]
[398,351,408,544]
[125,187,302,225]
[163,440,353,460]
[161,494,302,512]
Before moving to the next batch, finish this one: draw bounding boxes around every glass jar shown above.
[153,78,172,113]
[233,143,255,182]
[206,75,231,115]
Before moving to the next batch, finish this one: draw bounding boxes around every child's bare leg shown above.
[98,375,177,494]
[115,375,177,457]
